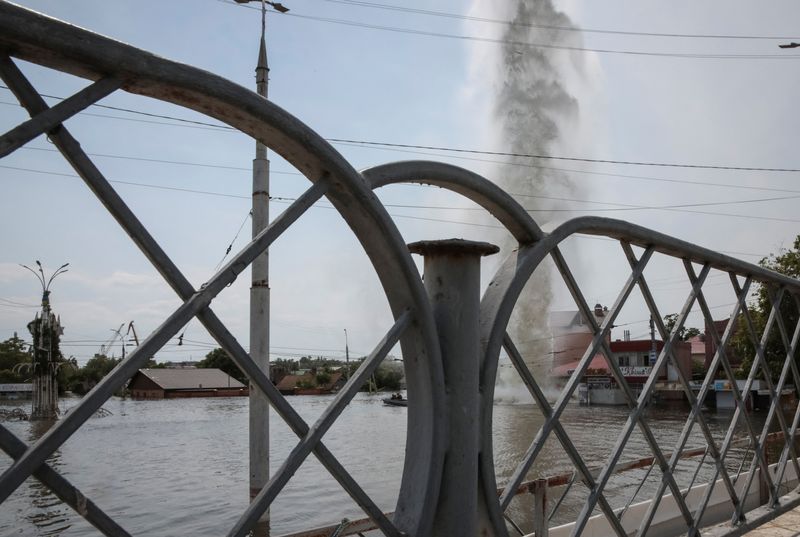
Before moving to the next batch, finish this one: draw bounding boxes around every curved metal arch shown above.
[363,160,800,536]
[362,160,543,245]
[0,3,445,535]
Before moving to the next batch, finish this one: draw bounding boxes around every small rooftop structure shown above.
[129,368,247,399]
[0,383,33,400]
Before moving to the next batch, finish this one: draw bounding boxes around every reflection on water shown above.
[0,395,782,536]
[27,419,72,536]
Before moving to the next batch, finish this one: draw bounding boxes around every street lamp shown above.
[232,2,289,535]
[20,260,68,421]
[234,1,290,14]
[20,261,69,308]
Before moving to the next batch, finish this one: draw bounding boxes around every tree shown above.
[731,236,800,380]
[0,335,31,383]
[663,314,701,342]
[197,348,247,384]
[315,370,332,386]
[68,353,120,395]
[371,362,404,391]
[272,358,297,373]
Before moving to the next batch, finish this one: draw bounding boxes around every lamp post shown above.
[234,1,288,535]
[344,328,350,380]
[20,261,68,421]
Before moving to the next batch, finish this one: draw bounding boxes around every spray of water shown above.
[466,0,588,402]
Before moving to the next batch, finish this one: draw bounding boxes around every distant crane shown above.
[99,324,125,358]
[126,321,140,347]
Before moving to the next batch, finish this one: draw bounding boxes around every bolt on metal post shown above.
[408,239,499,537]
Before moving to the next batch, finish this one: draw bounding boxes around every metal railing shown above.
[1,3,799,536]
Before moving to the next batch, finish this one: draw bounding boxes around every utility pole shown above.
[234,1,288,535]
[21,261,68,421]
[344,328,350,380]
[649,316,657,366]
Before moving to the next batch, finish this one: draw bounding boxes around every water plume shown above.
[468,0,588,400]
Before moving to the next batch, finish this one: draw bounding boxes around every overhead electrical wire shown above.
[314,0,800,42]
[3,89,799,173]
[4,163,800,226]
[16,136,800,199]
[222,0,800,60]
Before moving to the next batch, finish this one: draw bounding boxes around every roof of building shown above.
[551,355,609,377]
[275,370,344,391]
[276,373,305,391]
[135,368,245,390]
[0,383,33,391]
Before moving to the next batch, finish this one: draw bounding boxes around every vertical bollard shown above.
[532,478,549,537]
[408,239,499,537]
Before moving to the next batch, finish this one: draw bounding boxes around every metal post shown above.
[408,239,498,537]
[532,478,549,537]
[250,2,271,535]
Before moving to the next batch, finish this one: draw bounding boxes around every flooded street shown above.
[0,394,762,536]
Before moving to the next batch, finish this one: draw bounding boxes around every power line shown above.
[18,140,800,199]
[315,0,800,41]
[5,162,800,231]
[326,138,800,173]
[4,88,800,173]
[222,0,800,60]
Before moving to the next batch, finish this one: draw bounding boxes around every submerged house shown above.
[549,306,693,405]
[0,383,33,400]
[276,369,346,395]
[128,368,248,399]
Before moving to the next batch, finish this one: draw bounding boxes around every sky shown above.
[1,0,800,366]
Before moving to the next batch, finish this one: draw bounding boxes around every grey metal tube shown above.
[408,239,498,537]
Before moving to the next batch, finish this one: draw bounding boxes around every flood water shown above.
[0,394,771,536]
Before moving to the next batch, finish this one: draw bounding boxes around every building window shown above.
[618,355,630,367]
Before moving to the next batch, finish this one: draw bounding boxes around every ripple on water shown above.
[0,395,778,536]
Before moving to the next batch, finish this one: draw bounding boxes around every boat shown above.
[383,393,407,407]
